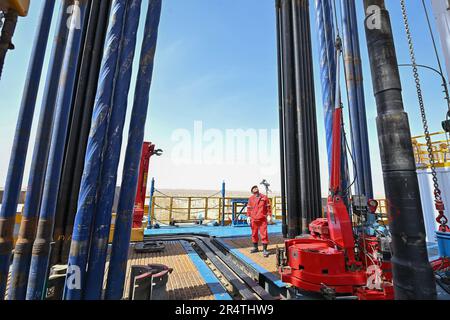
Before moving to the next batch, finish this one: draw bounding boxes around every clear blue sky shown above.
[0,0,448,196]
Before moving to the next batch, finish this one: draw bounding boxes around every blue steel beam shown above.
[63,0,129,300]
[83,0,142,300]
[8,0,71,300]
[341,0,373,199]
[105,0,162,300]
[0,0,56,300]
[26,0,88,300]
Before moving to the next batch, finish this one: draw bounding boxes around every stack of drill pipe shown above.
[292,0,322,230]
[63,0,132,300]
[51,0,111,267]
[341,0,374,200]
[26,0,89,300]
[65,0,143,300]
[59,0,112,264]
[363,0,436,299]
[0,0,55,300]
[314,0,350,207]
[278,0,302,238]
[8,0,71,301]
[105,0,163,300]
[277,0,322,238]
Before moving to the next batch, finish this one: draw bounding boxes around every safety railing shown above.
[412,132,450,169]
[10,196,390,242]
[146,194,285,225]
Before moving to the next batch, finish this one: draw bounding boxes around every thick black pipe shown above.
[279,0,302,238]
[291,0,307,233]
[51,0,97,265]
[59,0,112,263]
[276,0,288,238]
[363,0,436,300]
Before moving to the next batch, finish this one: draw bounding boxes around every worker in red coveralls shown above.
[247,185,272,258]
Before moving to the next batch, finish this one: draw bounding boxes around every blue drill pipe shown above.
[83,0,143,300]
[315,0,336,173]
[63,0,129,300]
[26,0,88,300]
[0,0,55,300]
[8,0,70,300]
[315,0,350,196]
[147,178,156,229]
[105,0,162,300]
[341,0,373,199]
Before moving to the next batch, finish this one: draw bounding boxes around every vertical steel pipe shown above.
[279,0,302,238]
[275,0,288,238]
[82,0,142,300]
[60,0,112,264]
[341,0,373,199]
[8,0,70,300]
[63,0,129,300]
[105,0,162,299]
[26,0,88,300]
[0,0,55,300]
[363,0,436,299]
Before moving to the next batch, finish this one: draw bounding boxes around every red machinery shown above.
[133,142,162,228]
[277,105,394,300]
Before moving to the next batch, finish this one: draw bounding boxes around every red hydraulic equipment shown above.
[277,95,394,300]
[133,142,162,228]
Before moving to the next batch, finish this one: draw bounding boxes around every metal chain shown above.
[400,0,449,231]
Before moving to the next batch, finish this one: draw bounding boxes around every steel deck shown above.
[106,241,218,300]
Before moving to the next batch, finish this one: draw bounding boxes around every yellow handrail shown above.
[412,132,450,169]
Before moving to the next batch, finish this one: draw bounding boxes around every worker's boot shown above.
[263,244,269,258]
[250,243,259,253]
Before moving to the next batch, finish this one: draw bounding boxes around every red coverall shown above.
[247,194,271,244]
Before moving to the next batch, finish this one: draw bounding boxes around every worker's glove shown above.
[246,217,251,225]
[267,215,273,224]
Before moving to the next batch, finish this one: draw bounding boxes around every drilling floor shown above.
[222,235,285,276]
[104,241,217,300]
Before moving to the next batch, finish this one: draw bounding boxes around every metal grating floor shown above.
[104,241,216,300]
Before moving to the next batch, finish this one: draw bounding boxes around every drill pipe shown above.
[363,0,436,300]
